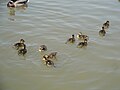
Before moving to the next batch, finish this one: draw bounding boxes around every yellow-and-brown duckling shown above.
[39,45,47,52]
[18,44,27,56]
[65,34,75,44]
[77,39,88,48]
[99,27,106,36]
[43,52,57,60]
[77,32,89,41]
[103,21,109,29]
[13,39,25,50]
[42,55,56,67]
[7,0,29,7]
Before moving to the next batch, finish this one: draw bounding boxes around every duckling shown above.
[77,39,88,48]
[65,34,75,44]
[13,39,25,50]
[47,52,57,59]
[103,21,109,29]
[39,45,47,52]
[43,52,57,60]
[18,44,27,56]
[42,55,56,67]
[99,27,106,36]
[77,32,89,41]
[7,0,29,7]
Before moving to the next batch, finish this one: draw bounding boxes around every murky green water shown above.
[0,0,120,90]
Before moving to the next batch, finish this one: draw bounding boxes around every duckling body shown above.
[99,27,106,36]
[14,39,25,50]
[39,45,47,52]
[43,52,57,60]
[77,32,89,41]
[65,34,75,44]
[47,52,57,59]
[18,48,27,56]
[18,44,27,55]
[103,21,109,29]
[7,0,29,7]
[77,39,87,48]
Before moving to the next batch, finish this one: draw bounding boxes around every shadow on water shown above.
[118,0,120,2]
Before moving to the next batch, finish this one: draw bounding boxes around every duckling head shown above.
[39,45,47,52]
[20,39,25,44]
[71,34,74,38]
[102,27,105,30]
[106,21,109,24]
[42,55,47,61]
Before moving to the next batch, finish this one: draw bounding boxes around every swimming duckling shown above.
[18,44,27,56]
[47,52,57,59]
[65,34,75,44]
[14,39,25,50]
[77,32,89,41]
[103,21,109,29]
[77,39,88,48]
[39,45,47,52]
[42,55,56,67]
[43,52,57,60]
[7,0,29,7]
[99,27,106,36]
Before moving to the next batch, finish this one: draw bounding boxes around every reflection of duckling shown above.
[77,39,88,48]
[99,27,106,36]
[14,39,25,50]
[7,0,29,7]
[65,34,75,44]
[39,45,47,52]
[77,32,89,41]
[42,56,56,67]
[18,44,27,56]
[103,21,109,29]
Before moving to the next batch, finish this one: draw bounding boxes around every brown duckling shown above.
[18,44,27,56]
[39,45,47,52]
[65,34,75,44]
[77,39,88,48]
[103,21,109,29]
[77,32,89,41]
[99,27,106,36]
[13,39,25,50]
[43,52,57,60]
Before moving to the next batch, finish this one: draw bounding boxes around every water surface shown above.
[0,0,120,90]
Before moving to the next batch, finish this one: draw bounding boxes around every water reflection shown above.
[8,4,28,21]
[8,7,15,16]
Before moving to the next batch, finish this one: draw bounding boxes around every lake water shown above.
[0,0,120,90]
